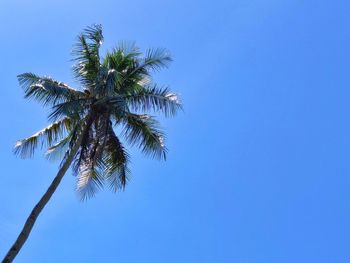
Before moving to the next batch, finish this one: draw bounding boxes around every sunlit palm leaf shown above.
[125,85,182,116]
[18,73,86,106]
[46,133,73,161]
[72,24,103,87]
[136,47,172,73]
[14,117,72,158]
[76,165,104,201]
[122,113,167,160]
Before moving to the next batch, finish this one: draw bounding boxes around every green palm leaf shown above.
[18,73,86,106]
[125,84,182,116]
[76,165,104,201]
[49,98,91,121]
[139,47,172,72]
[122,113,167,160]
[14,117,72,158]
[103,126,130,191]
[72,24,103,87]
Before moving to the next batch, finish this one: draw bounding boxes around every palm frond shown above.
[46,134,72,161]
[112,48,171,94]
[125,84,182,117]
[122,113,167,160]
[116,41,141,57]
[103,126,130,191]
[102,96,128,115]
[59,114,95,172]
[72,116,109,200]
[76,165,104,201]
[103,44,144,93]
[105,68,118,96]
[137,48,172,72]
[103,49,123,71]
[14,117,72,158]
[49,98,91,121]
[93,65,117,97]
[72,24,103,87]
[105,161,130,192]
[18,73,86,106]
[84,24,103,47]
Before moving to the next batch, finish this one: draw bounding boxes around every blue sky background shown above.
[1,0,350,262]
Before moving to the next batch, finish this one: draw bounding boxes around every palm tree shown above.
[2,24,181,263]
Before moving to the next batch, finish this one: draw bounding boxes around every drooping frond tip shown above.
[125,85,182,117]
[143,47,172,71]
[84,24,103,46]
[17,73,86,106]
[122,113,167,160]
[14,118,72,158]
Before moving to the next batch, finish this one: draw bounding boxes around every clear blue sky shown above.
[1,0,350,262]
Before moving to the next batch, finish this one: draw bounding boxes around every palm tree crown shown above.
[14,24,181,200]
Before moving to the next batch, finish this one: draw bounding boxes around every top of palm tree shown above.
[14,24,182,200]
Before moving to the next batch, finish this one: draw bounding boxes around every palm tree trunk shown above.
[2,126,86,263]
